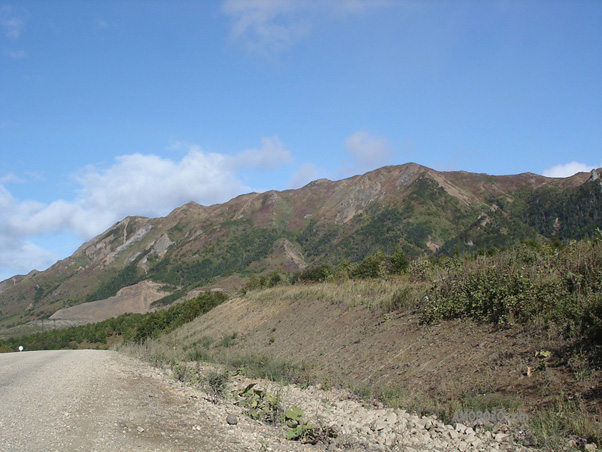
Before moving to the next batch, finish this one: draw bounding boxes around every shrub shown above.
[391,245,409,274]
[236,383,281,424]
[297,264,333,283]
[420,239,602,357]
[352,251,390,279]
[205,370,229,402]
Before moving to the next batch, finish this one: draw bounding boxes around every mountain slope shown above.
[0,163,599,330]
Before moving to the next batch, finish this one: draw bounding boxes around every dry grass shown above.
[118,335,185,367]
[245,277,427,313]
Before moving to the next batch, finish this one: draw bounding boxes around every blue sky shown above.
[1,0,601,280]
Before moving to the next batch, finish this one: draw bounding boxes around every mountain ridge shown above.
[0,163,599,330]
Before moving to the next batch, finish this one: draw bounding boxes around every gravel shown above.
[0,350,550,452]
[0,350,314,452]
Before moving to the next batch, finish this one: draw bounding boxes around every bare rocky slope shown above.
[48,280,166,322]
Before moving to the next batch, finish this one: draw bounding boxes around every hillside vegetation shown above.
[0,291,227,352]
[3,234,602,449]
[134,238,602,450]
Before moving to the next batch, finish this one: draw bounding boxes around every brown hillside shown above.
[49,280,166,322]
[171,285,601,418]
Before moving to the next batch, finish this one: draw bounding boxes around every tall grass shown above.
[247,277,427,313]
[529,395,602,450]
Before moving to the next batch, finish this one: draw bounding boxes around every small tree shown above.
[298,264,332,283]
[392,245,409,274]
[354,251,389,279]
[267,271,282,287]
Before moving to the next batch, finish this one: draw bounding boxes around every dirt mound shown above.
[50,281,166,322]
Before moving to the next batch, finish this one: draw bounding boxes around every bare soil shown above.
[175,293,602,419]
[49,280,166,322]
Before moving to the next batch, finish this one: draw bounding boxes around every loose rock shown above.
[226,414,238,425]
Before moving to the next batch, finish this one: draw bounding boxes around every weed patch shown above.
[236,383,281,424]
[205,370,229,403]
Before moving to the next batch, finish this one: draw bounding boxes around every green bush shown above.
[297,264,333,283]
[420,240,602,355]
[236,383,281,424]
[352,251,390,279]
[133,291,227,343]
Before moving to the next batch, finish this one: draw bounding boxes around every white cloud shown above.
[222,0,309,55]
[288,163,320,189]
[221,0,393,55]
[542,161,600,178]
[0,6,27,40]
[0,184,14,210]
[0,137,293,279]
[345,130,393,172]
[0,173,23,184]
[74,150,245,228]
[235,136,293,169]
[0,236,56,281]
[0,186,58,280]
[94,16,107,31]
[5,49,26,59]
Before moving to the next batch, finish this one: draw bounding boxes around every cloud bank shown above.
[0,137,292,280]
[542,161,601,178]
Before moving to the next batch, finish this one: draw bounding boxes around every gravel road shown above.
[0,350,304,452]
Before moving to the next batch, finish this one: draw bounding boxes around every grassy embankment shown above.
[121,237,602,450]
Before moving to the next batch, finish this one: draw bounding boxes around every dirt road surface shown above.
[0,350,305,452]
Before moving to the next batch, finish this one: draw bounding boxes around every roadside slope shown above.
[170,284,599,418]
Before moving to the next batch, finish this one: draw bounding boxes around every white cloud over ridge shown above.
[235,136,293,169]
[288,163,320,189]
[75,150,244,227]
[0,137,293,280]
[345,130,393,172]
[0,235,55,280]
[542,161,601,178]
